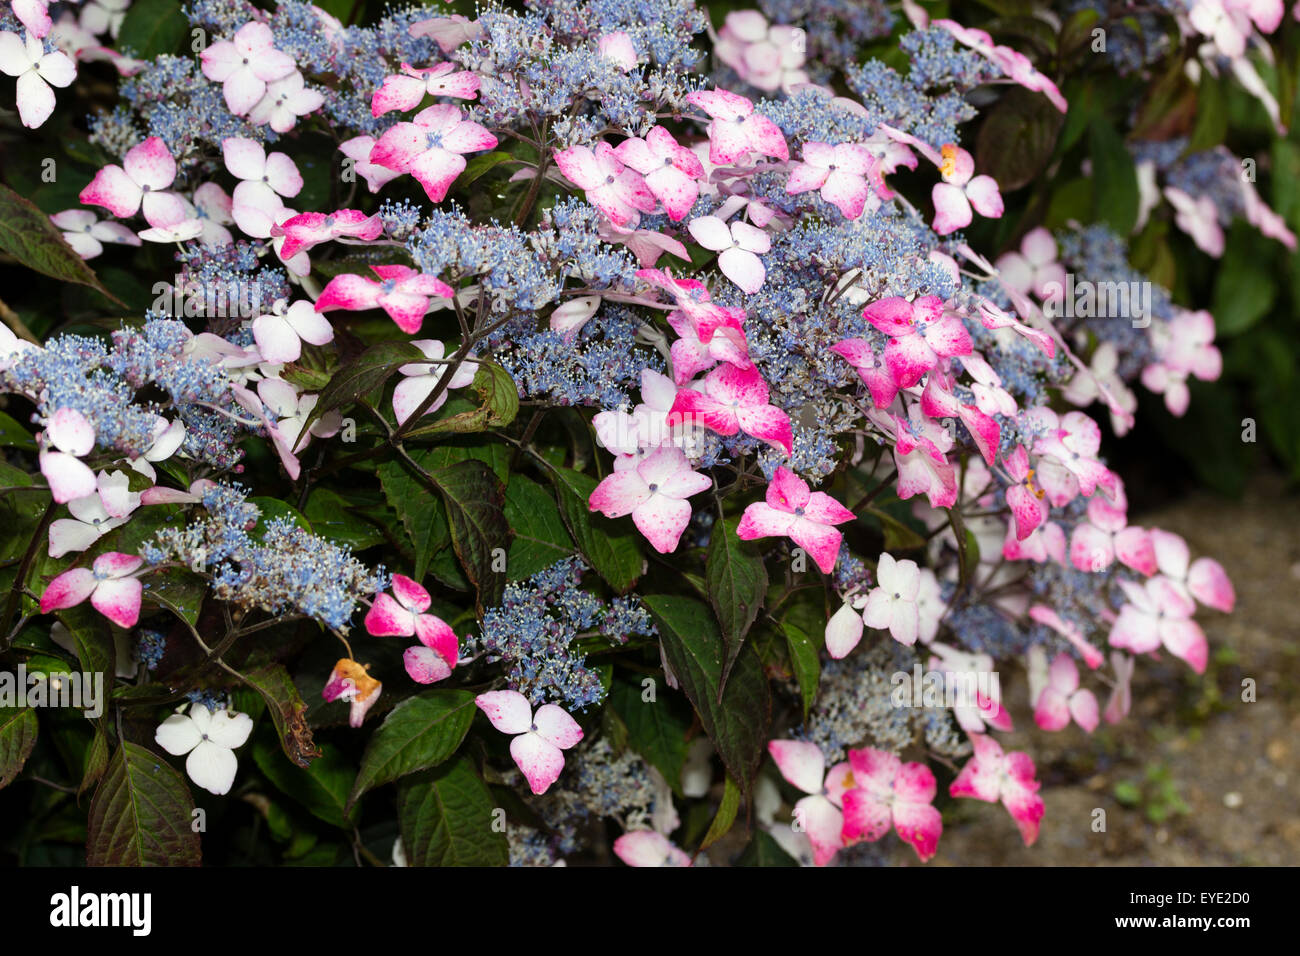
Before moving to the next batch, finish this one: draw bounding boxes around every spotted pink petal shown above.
[475,689,532,735]
[533,703,583,750]
[413,613,458,665]
[403,645,454,684]
[1188,557,1234,612]
[511,732,567,794]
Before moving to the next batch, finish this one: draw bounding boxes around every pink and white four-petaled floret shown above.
[766,739,852,867]
[370,103,498,202]
[475,690,584,795]
[199,21,296,115]
[684,89,789,165]
[40,551,144,628]
[1031,652,1099,732]
[371,61,480,116]
[79,135,189,228]
[588,444,712,554]
[736,466,854,574]
[786,142,881,219]
[931,144,1003,235]
[612,126,704,221]
[553,141,656,229]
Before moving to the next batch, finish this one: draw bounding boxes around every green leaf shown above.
[80,726,110,797]
[699,774,741,851]
[0,705,38,790]
[118,0,188,57]
[377,458,450,580]
[253,735,359,829]
[86,742,201,866]
[975,87,1063,192]
[144,568,206,627]
[1186,73,1227,154]
[644,594,771,797]
[0,185,124,306]
[608,677,691,794]
[503,476,574,579]
[866,505,927,551]
[705,515,768,695]
[0,411,36,451]
[303,488,385,551]
[56,604,117,704]
[1211,223,1278,336]
[780,619,820,719]
[347,689,476,809]
[1089,117,1139,235]
[546,465,643,593]
[735,829,799,867]
[430,458,510,611]
[241,661,321,769]
[300,340,425,436]
[457,151,517,188]
[396,756,509,866]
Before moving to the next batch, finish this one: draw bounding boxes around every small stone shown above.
[1223,791,1243,809]
[1267,739,1287,764]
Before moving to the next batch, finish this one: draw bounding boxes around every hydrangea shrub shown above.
[0,0,1286,866]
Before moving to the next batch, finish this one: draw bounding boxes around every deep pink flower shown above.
[862,295,972,388]
[949,733,1045,846]
[841,747,943,862]
[273,209,383,262]
[316,264,454,334]
[371,61,479,116]
[736,467,853,574]
[667,363,793,454]
[365,574,459,684]
[321,659,382,728]
[829,337,899,410]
